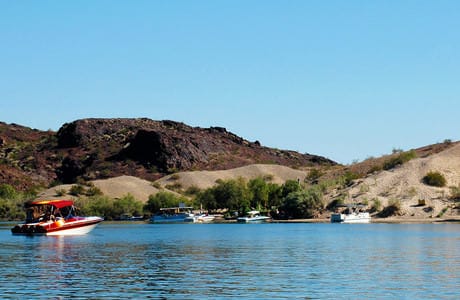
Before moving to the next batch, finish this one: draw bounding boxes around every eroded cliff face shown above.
[1,118,336,189]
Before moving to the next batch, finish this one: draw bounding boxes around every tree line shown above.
[0,176,326,221]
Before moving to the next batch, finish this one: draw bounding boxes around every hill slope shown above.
[0,118,335,190]
[335,142,460,219]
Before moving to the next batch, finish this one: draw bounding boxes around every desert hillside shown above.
[156,164,308,190]
[35,143,460,220]
[338,143,460,219]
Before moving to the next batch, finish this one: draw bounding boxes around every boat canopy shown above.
[26,199,74,209]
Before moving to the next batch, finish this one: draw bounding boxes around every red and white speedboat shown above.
[11,199,103,236]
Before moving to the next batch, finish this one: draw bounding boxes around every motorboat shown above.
[331,204,371,223]
[237,210,270,223]
[195,213,215,223]
[184,213,215,223]
[11,199,103,236]
[150,206,195,223]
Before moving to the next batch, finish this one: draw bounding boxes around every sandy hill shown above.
[341,143,460,219]
[156,164,308,190]
[37,176,161,202]
[37,164,308,203]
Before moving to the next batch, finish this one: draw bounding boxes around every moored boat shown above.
[237,210,270,223]
[330,204,371,223]
[150,206,195,223]
[11,199,103,236]
[184,213,216,223]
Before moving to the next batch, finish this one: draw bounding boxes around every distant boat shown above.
[150,206,195,223]
[237,210,270,223]
[184,213,215,223]
[11,199,103,236]
[331,205,371,223]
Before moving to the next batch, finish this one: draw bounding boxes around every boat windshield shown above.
[25,203,76,223]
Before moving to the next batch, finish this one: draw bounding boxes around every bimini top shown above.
[26,199,74,209]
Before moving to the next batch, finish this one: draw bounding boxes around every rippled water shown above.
[1,222,459,299]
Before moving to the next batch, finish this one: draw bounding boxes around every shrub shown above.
[377,199,401,217]
[342,171,360,187]
[422,171,446,187]
[383,150,417,170]
[437,207,448,218]
[306,168,323,184]
[370,198,382,213]
[170,174,180,180]
[55,189,67,197]
[85,186,103,197]
[0,184,18,199]
[151,182,162,189]
[184,185,201,196]
[69,184,85,196]
[165,182,183,192]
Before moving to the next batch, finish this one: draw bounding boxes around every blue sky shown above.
[1,1,459,164]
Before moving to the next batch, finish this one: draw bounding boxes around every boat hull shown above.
[151,214,194,223]
[11,217,103,236]
[330,213,371,223]
[237,216,270,223]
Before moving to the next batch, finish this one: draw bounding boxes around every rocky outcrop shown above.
[0,118,336,189]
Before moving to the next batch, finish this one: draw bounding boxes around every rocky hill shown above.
[0,118,335,190]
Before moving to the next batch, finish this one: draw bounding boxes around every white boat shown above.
[331,205,371,223]
[150,206,195,223]
[11,199,103,236]
[237,210,270,223]
[184,213,216,223]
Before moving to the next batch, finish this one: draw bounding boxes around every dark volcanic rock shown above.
[0,118,337,189]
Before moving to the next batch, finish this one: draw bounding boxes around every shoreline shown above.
[270,216,460,224]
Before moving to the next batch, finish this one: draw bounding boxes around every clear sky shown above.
[1,1,459,164]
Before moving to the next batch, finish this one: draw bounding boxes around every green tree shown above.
[196,188,218,211]
[248,177,269,210]
[281,179,301,198]
[212,178,250,213]
[267,183,282,208]
[280,187,323,219]
[113,194,144,217]
[145,192,189,214]
[79,195,114,219]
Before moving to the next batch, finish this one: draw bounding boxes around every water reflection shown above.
[0,223,459,299]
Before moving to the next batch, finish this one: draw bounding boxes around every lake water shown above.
[0,222,459,299]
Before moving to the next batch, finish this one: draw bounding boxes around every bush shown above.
[306,168,323,184]
[383,150,417,170]
[184,185,201,196]
[0,184,18,199]
[85,186,103,197]
[69,184,85,196]
[422,171,446,187]
[55,189,67,197]
[377,199,401,217]
[370,198,382,213]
